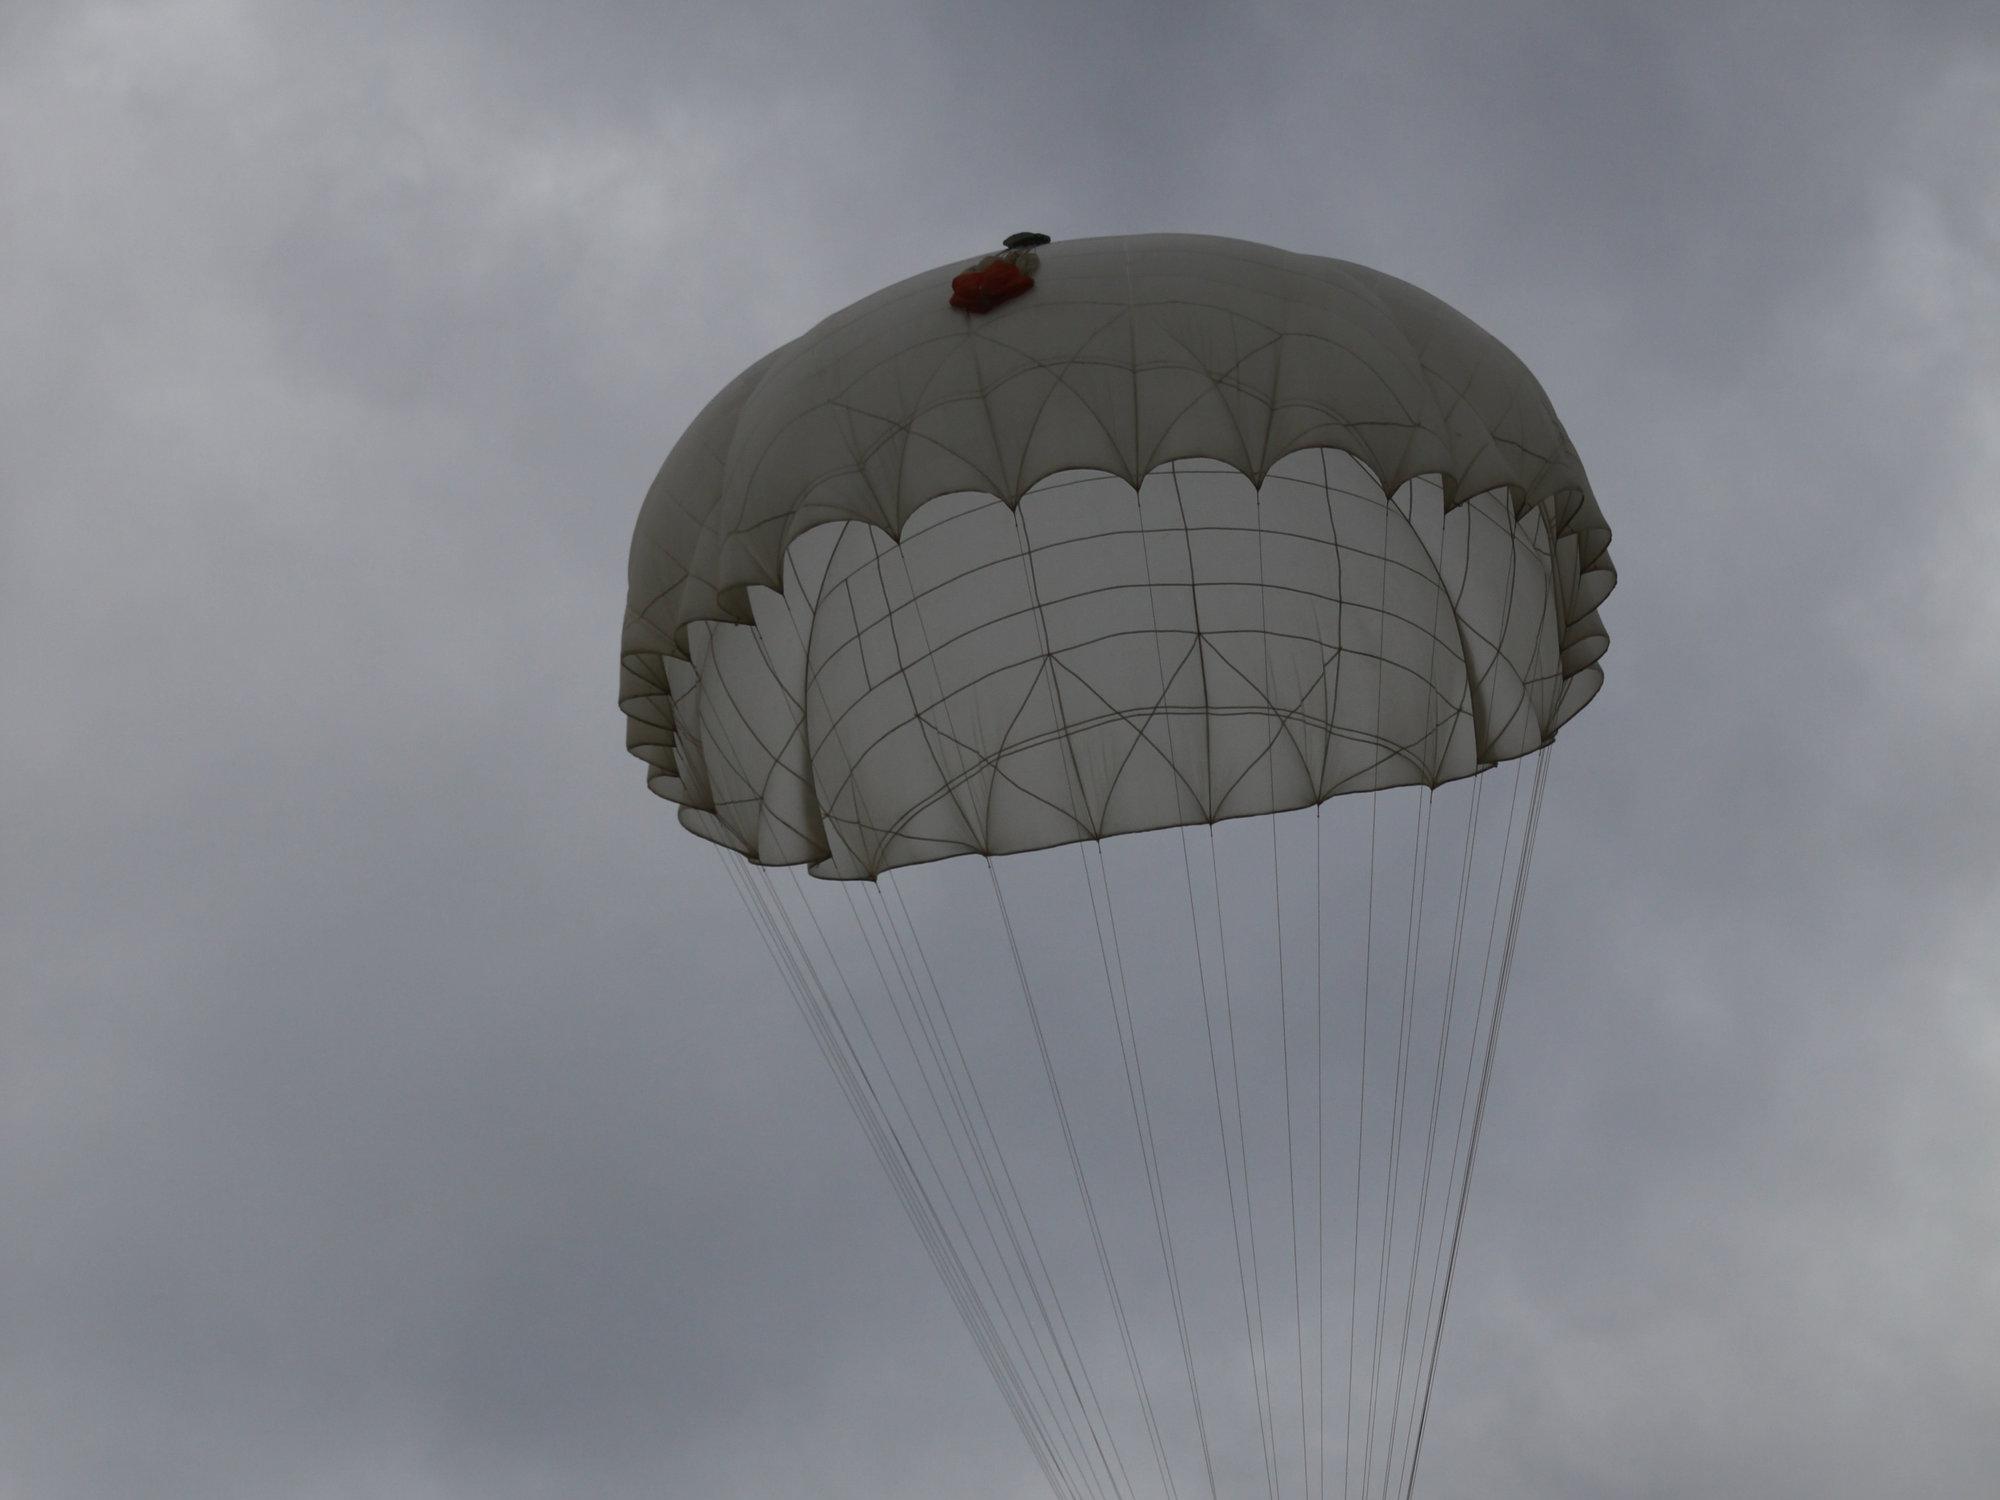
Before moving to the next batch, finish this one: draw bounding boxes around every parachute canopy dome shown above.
[622,234,1614,879]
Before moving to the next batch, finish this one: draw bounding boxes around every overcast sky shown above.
[5,1,1999,1496]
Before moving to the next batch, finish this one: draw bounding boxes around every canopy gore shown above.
[949,231,1051,312]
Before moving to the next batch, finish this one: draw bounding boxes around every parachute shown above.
[621,234,1613,1499]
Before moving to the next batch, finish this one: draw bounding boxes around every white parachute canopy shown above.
[621,234,1613,1500]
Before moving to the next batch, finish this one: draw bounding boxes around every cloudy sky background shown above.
[6,1,1999,1496]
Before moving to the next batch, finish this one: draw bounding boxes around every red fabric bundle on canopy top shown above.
[949,257,1034,312]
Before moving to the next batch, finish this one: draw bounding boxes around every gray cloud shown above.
[5,1,1997,1496]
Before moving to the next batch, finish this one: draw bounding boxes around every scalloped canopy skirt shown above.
[642,450,1605,879]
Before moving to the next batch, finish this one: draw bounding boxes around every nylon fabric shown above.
[622,235,1611,877]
